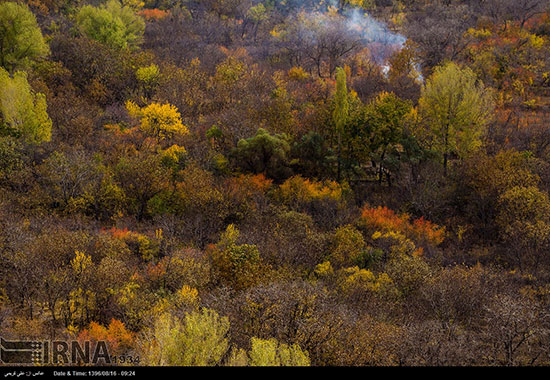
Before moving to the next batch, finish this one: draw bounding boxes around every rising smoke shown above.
[295,3,421,78]
[285,3,408,67]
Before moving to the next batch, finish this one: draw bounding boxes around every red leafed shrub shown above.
[139,8,169,21]
[358,205,445,247]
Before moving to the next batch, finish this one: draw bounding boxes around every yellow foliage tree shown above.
[126,101,189,140]
[140,308,229,366]
[330,225,366,268]
[274,175,348,208]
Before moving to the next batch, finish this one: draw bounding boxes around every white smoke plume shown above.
[343,7,406,47]
[290,3,421,78]
[288,4,407,64]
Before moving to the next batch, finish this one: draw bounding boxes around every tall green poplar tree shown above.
[333,67,349,182]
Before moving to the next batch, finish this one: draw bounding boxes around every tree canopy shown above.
[0,2,49,72]
[0,68,51,144]
[76,0,145,50]
[418,62,494,173]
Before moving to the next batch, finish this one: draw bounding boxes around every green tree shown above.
[136,63,160,99]
[0,68,51,144]
[245,3,269,41]
[76,0,145,50]
[232,128,292,181]
[142,309,230,366]
[0,2,49,72]
[352,92,412,185]
[227,337,311,366]
[248,337,310,366]
[291,131,332,179]
[333,67,349,182]
[418,62,494,175]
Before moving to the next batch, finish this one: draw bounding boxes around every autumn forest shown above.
[0,0,550,367]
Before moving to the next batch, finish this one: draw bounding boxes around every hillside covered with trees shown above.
[1,0,550,366]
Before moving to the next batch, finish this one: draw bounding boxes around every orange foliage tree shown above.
[357,205,445,250]
[78,319,135,356]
